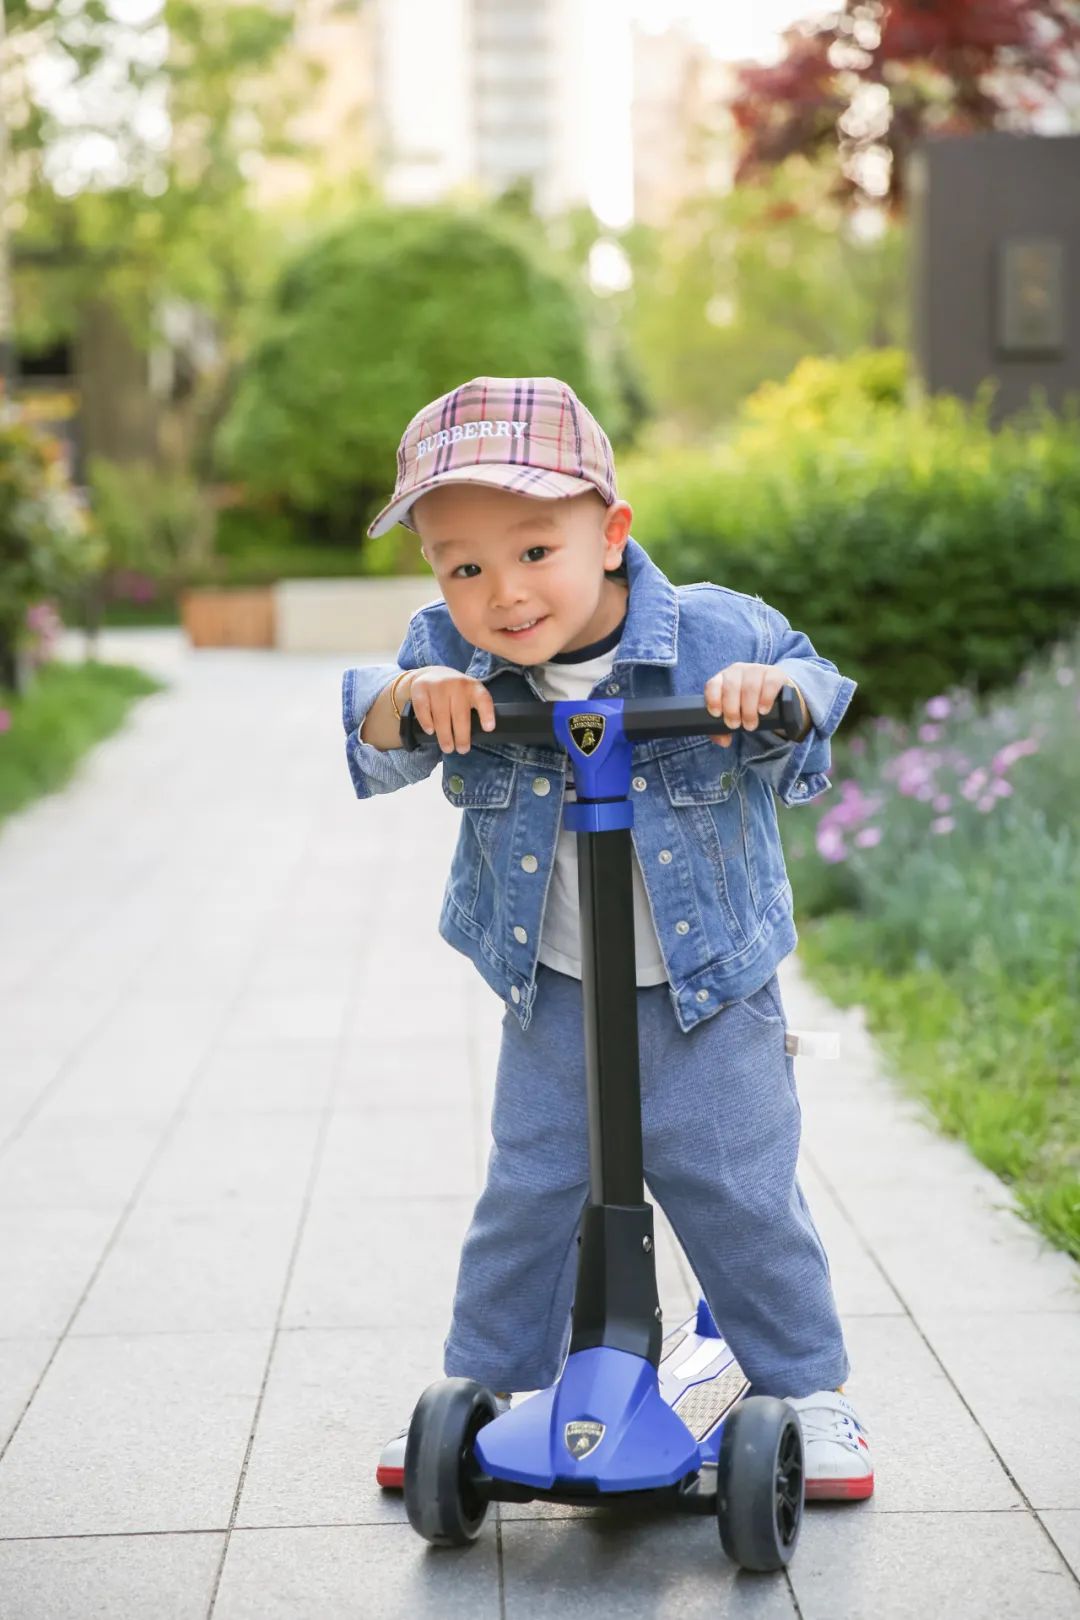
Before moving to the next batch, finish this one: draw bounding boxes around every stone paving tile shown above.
[0,1051,62,1131]
[281,1194,474,1331]
[0,1331,270,1538]
[0,1117,163,1213]
[32,1038,210,1123]
[500,1511,798,1618]
[136,1111,322,1208]
[0,1207,116,1335]
[917,1311,1080,1510]
[0,1338,55,1448]
[70,1200,305,1336]
[788,1507,1080,1620]
[1042,1513,1080,1583]
[835,1178,1080,1317]
[234,1327,433,1529]
[184,1040,339,1115]
[0,1531,224,1620]
[314,1106,479,1200]
[835,1315,1019,1512]
[213,1524,501,1620]
[795,1157,905,1317]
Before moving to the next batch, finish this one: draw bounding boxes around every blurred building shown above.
[631,24,736,226]
[376,0,591,213]
[255,0,377,205]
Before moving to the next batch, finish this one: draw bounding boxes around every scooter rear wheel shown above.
[403,1378,497,1547]
[716,1396,804,1571]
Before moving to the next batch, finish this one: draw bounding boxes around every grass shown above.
[783,637,1080,1261]
[0,661,163,826]
[796,918,1080,1260]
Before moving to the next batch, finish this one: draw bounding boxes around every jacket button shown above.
[632,776,647,792]
[521,854,538,873]
[513,925,528,944]
[448,774,464,793]
[606,682,620,695]
[675,920,689,935]
[658,849,673,864]
[720,772,733,790]
[510,986,521,1004]
[695,989,709,1002]
[532,777,551,796]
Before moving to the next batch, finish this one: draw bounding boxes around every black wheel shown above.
[403,1378,497,1547]
[716,1396,804,1572]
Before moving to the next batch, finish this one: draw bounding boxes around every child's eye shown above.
[522,546,549,563]
[451,563,481,579]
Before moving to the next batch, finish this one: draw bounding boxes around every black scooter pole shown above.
[401,689,805,1367]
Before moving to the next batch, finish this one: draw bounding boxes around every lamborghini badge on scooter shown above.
[565,1420,605,1459]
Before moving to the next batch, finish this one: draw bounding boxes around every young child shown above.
[343,376,873,1502]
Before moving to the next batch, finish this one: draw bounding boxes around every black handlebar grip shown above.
[398,685,805,751]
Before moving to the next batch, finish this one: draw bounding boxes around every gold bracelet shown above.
[389,669,413,720]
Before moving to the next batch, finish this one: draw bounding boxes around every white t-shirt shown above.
[533,641,668,987]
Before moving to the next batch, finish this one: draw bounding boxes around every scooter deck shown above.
[377,1303,748,1492]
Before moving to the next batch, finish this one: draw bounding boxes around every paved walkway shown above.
[0,632,1078,1619]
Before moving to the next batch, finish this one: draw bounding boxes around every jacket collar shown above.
[464,537,679,682]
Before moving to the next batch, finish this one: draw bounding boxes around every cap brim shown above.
[367,465,601,538]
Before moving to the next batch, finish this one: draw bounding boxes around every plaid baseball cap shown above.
[367,376,618,537]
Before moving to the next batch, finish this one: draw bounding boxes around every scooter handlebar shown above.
[399,686,805,752]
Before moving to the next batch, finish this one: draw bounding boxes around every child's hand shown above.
[408,666,496,754]
[704,664,808,749]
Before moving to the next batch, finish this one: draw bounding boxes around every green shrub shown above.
[0,421,101,688]
[217,204,614,546]
[785,638,1080,1257]
[625,387,1080,719]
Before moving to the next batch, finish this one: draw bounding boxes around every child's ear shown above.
[602,500,633,566]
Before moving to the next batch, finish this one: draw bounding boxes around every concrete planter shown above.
[180,587,275,648]
[273,576,438,655]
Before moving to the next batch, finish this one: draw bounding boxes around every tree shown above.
[217,204,615,544]
[731,0,1080,211]
[622,162,908,437]
[5,1,304,462]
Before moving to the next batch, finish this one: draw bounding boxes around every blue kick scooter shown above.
[396,687,807,1572]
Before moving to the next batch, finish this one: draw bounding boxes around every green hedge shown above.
[623,382,1080,720]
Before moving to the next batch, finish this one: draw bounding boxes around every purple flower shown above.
[930,815,955,835]
[925,695,952,720]
[854,826,882,848]
[0,709,10,734]
[992,779,1013,799]
[918,722,943,743]
[816,825,848,864]
[849,736,867,757]
[977,795,997,813]
[932,793,953,812]
[991,738,1039,774]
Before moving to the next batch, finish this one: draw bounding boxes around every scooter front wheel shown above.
[716,1396,804,1571]
[403,1378,497,1547]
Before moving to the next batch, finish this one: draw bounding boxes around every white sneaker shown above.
[786,1389,874,1501]
[376,1392,512,1489]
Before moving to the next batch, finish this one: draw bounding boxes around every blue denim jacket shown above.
[342,537,855,1032]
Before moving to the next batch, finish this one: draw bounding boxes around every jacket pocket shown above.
[656,741,738,805]
[440,747,516,809]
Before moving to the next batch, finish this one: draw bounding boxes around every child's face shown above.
[414,484,632,664]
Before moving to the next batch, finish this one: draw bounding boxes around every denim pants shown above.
[443,964,849,1399]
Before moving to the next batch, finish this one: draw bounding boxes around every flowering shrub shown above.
[784,636,1080,1257]
[0,420,102,691]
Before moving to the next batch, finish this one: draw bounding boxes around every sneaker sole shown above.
[377,1464,404,1490]
[805,1473,874,1501]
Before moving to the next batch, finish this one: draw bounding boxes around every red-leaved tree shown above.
[732,0,1080,210]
